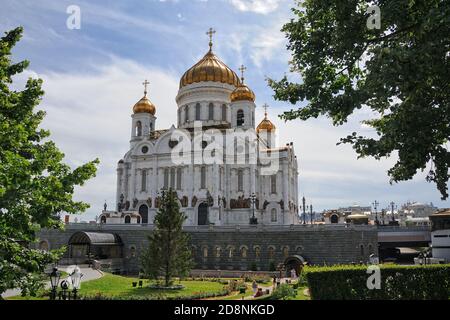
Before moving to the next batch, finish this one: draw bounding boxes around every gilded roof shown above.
[180,49,241,89]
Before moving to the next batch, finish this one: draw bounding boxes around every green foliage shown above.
[271,284,296,300]
[0,27,99,297]
[140,188,193,287]
[304,264,450,300]
[269,0,450,199]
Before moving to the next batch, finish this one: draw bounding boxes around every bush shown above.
[270,284,296,300]
[305,264,450,300]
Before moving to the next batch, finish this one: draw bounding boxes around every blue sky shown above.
[2,0,449,221]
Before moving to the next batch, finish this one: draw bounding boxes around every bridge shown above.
[377,226,431,248]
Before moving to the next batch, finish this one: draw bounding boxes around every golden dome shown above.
[257,110,276,133]
[179,49,241,89]
[230,65,255,102]
[133,80,156,115]
[133,96,156,115]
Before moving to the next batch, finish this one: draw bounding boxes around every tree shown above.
[0,27,99,297]
[140,188,193,287]
[269,0,450,199]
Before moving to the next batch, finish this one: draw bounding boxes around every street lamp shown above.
[302,196,306,225]
[70,266,83,300]
[309,204,313,225]
[49,267,61,300]
[60,280,70,300]
[372,200,379,225]
[249,193,258,225]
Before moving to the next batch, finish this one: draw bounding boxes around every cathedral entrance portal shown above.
[139,204,148,224]
[198,203,209,226]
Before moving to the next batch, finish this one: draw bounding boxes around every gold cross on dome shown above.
[142,79,150,96]
[206,27,216,50]
[238,64,247,82]
[262,103,269,118]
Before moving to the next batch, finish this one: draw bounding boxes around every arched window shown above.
[195,103,201,121]
[270,174,277,194]
[237,169,243,192]
[208,103,214,120]
[141,169,147,192]
[283,246,289,257]
[268,246,275,259]
[237,109,244,127]
[271,208,277,222]
[215,246,221,258]
[255,246,261,258]
[176,168,182,190]
[203,247,208,258]
[164,168,169,189]
[360,244,365,256]
[222,104,227,121]
[200,166,206,189]
[136,121,142,136]
[125,215,131,224]
[170,168,176,188]
[330,214,339,224]
[241,247,248,258]
[368,244,374,255]
[228,246,234,258]
[185,105,189,122]
[100,216,106,224]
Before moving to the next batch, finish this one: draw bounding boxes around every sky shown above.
[1,0,449,221]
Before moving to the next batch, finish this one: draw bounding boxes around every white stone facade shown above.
[100,64,299,226]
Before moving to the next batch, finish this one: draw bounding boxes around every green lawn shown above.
[78,274,226,299]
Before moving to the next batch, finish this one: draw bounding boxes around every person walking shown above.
[252,280,258,296]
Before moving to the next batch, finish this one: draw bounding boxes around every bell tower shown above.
[130,80,156,147]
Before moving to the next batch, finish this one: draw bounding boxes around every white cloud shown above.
[14,57,179,221]
[229,0,282,14]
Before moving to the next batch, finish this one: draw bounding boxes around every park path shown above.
[1,265,103,299]
[239,278,293,300]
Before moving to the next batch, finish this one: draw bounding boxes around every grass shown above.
[76,274,226,299]
[8,273,228,300]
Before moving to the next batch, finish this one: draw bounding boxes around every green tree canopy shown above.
[0,27,99,297]
[269,0,450,199]
[141,189,193,287]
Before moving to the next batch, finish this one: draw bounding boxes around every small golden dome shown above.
[257,110,276,133]
[133,96,156,115]
[133,80,156,115]
[230,65,255,102]
[179,50,241,89]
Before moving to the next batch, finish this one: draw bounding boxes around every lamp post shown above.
[302,196,306,225]
[372,200,379,225]
[249,193,258,225]
[70,266,83,300]
[310,204,313,225]
[49,267,61,300]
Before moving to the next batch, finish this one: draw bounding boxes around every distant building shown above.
[429,209,450,262]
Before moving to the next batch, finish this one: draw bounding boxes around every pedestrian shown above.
[252,280,258,295]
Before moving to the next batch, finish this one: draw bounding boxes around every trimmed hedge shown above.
[305,264,450,300]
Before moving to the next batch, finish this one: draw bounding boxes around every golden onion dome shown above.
[179,49,241,89]
[257,110,276,133]
[133,80,156,115]
[230,66,255,102]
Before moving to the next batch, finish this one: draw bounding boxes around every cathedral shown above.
[100,30,300,227]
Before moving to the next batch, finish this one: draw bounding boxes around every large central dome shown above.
[179,48,241,89]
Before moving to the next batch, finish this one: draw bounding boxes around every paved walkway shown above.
[1,266,103,299]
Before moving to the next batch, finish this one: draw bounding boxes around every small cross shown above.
[142,79,150,96]
[238,64,247,82]
[262,103,269,116]
[206,27,216,50]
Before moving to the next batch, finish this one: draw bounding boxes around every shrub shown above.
[305,264,450,300]
[270,284,296,300]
